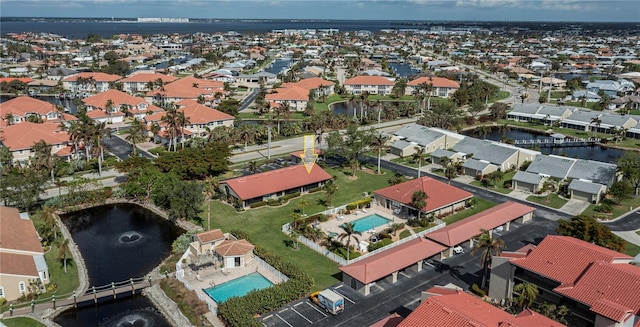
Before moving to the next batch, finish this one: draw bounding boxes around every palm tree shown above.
[298,199,309,216]
[590,116,602,138]
[247,160,259,174]
[104,99,114,123]
[57,238,72,273]
[411,190,428,220]
[289,228,301,250]
[4,113,15,125]
[32,140,57,183]
[176,110,190,149]
[371,132,390,174]
[149,122,161,143]
[41,206,58,240]
[513,282,539,310]
[471,230,505,289]
[161,106,179,151]
[338,222,361,261]
[92,121,112,177]
[125,117,147,157]
[324,180,337,207]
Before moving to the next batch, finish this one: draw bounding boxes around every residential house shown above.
[0,122,74,164]
[46,67,78,81]
[293,77,335,97]
[62,72,122,94]
[83,89,164,123]
[586,79,635,97]
[489,235,640,327]
[451,137,539,172]
[0,206,50,301]
[119,72,177,94]
[405,76,460,98]
[145,76,225,106]
[373,176,473,218]
[385,285,565,327]
[507,104,574,124]
[343,75,394,96]
[235,72,278,86]
[219,165,332,208]
[571,90,601,103]
[389,124,463,157]
[265,85,309,111]
[560,111,637,133]
[0,96,75,125]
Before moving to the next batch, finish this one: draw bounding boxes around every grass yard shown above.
[442,198,497,225]
[581,197,640,220]
[526,193,568,209]
[623,242,640,257]
[0,317,46,327]
[204,167,392,290]
[470,171,516,194]
[637,230,640,237]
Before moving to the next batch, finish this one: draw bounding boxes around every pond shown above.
[54,203,184,326]
[387,62,421,77]
[462,127,629,164]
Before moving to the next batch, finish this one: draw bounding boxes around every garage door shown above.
[515,181,534,192]
[571,190,591,202]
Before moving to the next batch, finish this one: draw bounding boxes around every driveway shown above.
[559,199,591,216]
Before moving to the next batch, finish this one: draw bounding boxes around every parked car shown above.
[453,245,464,254]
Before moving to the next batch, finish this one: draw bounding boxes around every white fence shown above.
[253,256,290,283]
[284,220,446,266]
[175,250,218,315]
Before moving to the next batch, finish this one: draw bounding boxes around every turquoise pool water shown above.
[203,272,273,303]
[349,214,392,233]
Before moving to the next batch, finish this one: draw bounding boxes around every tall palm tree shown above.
[41,205,58,239]
[201,177,218,230]
[513,282,539,310]
[471,230,505,289]
[411,190,428,220]
[298,199,309,216]
[104,99,114,123]
[176,110,190,149]
[92,121,112,177]
[247,160,259,174]
[149,122,161,143]
[324,180,337,207]
[57,238,72,273]
[338,222,361,261]
[161,106,179,151]
[371,132,390,174]
[590,116,602,137]
[125,117,147,157]
[32,140,57,183]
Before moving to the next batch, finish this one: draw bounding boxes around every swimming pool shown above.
[349,214,392,233]
[203,272,273,303]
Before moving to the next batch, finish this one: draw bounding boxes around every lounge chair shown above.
[362,208,367,213]
[338,216,344,221]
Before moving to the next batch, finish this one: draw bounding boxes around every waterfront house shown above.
[145,76,225,106]
[389,124,463,157]
[343,75,394,96]
[373,176,473,218]
[586,79,635,97]
[0,96,76,125]
[235,72,278,86]
[560,111,637,133]
[291,77,335,97]
[489,235,640,327]
[0,206,50,301]
[219,165,332,208]
[451,137,538,172]
[0,122,75,164]
[119,72,177,94]
[265,85,309,111]
[506,104,573,124]
[83,89,164,123]
[62,72,122,94]
[405,76,460,98]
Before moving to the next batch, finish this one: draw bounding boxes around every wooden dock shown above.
[513,137,601,148]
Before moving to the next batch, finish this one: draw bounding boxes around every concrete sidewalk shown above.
[614,230,640,246]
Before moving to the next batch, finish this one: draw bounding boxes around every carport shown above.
[425,201,535,259]
[339,237,446,296]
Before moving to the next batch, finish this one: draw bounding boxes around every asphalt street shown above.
[103,133,155,160]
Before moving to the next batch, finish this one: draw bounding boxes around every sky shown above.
[1,0,639,22]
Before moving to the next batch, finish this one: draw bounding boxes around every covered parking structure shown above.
[425,201,535,258]
[339,237,446,296]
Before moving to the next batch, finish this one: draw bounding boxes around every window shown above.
[0,286,4,297]
[18,281,26,294]
[234,257,241,267]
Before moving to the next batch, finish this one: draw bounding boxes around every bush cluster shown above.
[217,230,314,327]
[367,238,393,252]
[345,197,372,210]
[471,283,486,297]
[250,201,268,208]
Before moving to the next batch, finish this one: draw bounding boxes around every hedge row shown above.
[346,197,372,210]
[217,230,314,327]
[250,201,268,208]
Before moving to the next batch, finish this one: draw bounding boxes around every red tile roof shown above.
[196,229,225,244]
[339,237,447,284]
[83,89,150,110]
[265,85,309,101]
[511,235,632,285]
[214,239,254,257]
[178,102,234,124]
[374,177,473,213]
[0,252,38,277]
[369,313,403,327]
[425,201,534,247]
[0,96,57,118]
[147,76,224,99]
[221,165,332,201]
[119,72,177,83]
[554,261,640,322]
[0,206,44,254]
[344,75,394,86]
[398,289,565,327]
[63,72,121,82]
[293,77,335,90]
[0,77,33,84]
[407,76,460,88]
[0,122,69,150]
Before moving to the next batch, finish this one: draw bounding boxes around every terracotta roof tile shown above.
[0,122,69,150]
[178,102,234,124]
[63,72,121,82]
[0,206,44,253]
[120,72,177,83]
[0,96,58,118]
[344,75,394,86]
[374,177,473,213]
[407,76,460,88]
[293,77,335,90]
[339,237,446,284]
[511,235,631,284]
[369,312,403,327]
[221,165,332,200]
[83,89,151,110]
[0,252,38,277]
[425,201,535,247]
[265,85,309,101]
[196,229,225,244]
[214,239,254,257]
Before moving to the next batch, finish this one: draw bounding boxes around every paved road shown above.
[261,216,559,327]
[104,133,155,160]
[239,88,260,112]
[604,210,640,231]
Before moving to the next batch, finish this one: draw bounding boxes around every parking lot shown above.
[260,215,559,327]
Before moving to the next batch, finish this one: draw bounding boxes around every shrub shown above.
[267,199,279,206]
[594,203,613,213]
[250,201,268,208]
[318,215,328,222]
[367,238,393,252]
[346,204,357,210]
[471,283,486,297]
[0,297,6,306]
[308,187,322,193]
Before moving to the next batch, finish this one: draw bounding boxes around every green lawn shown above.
[442,198,497,225]
[526,193,568,209]
[0,317,46,327]
[390,156,429,168]
[489,91,510,102]
[623,242,640,257]
[313,95,350,112]
[581,197,640,220]
[470,171,516,194]
[204,167,392,290]
[636,230,640,237]
[45,239,80,297]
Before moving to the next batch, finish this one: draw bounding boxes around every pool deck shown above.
[321,205,404,247]
[181,258,283,311]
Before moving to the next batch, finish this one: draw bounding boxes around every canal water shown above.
[263,58,292,75]
[54,203,184,327]
[388,62,421,77]
[463,127,628,164]
[1,95,79,114]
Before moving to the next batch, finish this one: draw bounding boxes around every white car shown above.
[453,246,464,255]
